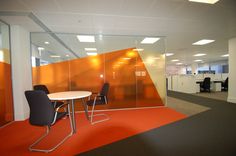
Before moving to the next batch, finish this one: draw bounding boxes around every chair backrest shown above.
[225,77,228,87]
[203,77,211,89]
[25,90,55,126]
[33,85,50,94]
[100,83,110,103]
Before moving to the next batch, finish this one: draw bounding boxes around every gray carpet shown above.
[77,91,236,156]
[167,96,210,116]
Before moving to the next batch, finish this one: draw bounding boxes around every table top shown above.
[48,91,92,100]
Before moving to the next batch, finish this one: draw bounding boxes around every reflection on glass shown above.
[0,21,14,126]
[31,33,166,110]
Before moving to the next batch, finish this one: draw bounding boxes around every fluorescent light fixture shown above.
[166,53,174,56]
[176,63,183,65]
[66,55,70,57]
[188,0,219,4]
[221,54,229,57]
[85,48,97,51]
[141,37,160,44]
[86,52,97,56]
[171,59,179,62]
[44,41,50,44]
[77,35,95,42]
[50,55,61,58]
[194,59,203,62]
[133,48,144,51]
[192,39,215,45]
[193,53,206,56]
[152,57,160,60]
[38,47,44,51]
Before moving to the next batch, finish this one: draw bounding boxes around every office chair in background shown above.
[25,90,73,153]
[86,83,110,125]
[200,77,211,92]
[222,77,228,91]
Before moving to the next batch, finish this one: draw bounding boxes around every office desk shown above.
[48,91,92,134]
[196,80,223,92]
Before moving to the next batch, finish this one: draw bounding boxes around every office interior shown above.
[1,0,236,155]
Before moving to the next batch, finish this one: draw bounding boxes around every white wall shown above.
[11,25,32,120]
[228,37,236,103]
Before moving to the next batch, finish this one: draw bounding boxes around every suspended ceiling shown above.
[0,0,236,65]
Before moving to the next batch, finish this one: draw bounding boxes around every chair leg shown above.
[29,104,73,153]
[89,97,109,125]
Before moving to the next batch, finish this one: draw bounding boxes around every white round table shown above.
[48,91,92,134]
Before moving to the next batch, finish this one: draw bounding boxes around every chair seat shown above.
[86,99,105,106]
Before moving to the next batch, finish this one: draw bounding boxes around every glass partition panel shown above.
[0,21,14,126]
[31,33,166,110]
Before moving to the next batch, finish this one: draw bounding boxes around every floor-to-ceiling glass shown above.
[31,33,166,110]
[0,21,14,126]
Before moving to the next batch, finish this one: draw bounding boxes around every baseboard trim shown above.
[14,112,29,121]
[227,96,236,103]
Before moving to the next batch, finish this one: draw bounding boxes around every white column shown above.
[191,63,198,75]
[10,25,32,120]
[228,37,236,103]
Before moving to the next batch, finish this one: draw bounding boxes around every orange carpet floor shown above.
[0,107,186,156]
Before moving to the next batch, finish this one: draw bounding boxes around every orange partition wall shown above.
[32,61,70,93]
[32,48,164,111]
[0,62,14,126]
[105,48,137,108]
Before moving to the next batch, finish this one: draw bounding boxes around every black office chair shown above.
[222,77,228,91]
[200,77,211,92]
[25,90,73,153]
[86,83,110,124]
[33,84,64,108]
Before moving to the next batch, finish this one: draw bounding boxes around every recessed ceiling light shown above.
[188,0,219,4]
[85,48,97,51]
[166,53,174,56]
[77,35,95,42]
[44,41,50,44]
[221,54,229,57]
[86,52,97,56]
[50,55,61,58]
[38,47,44,51]
[133,48,144,51]
[171,59,179,62]
[176,63,183,65]
[194,59,203,62]
[192,39,215,45]
[193,53,206,57]
[141,37,160,44]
